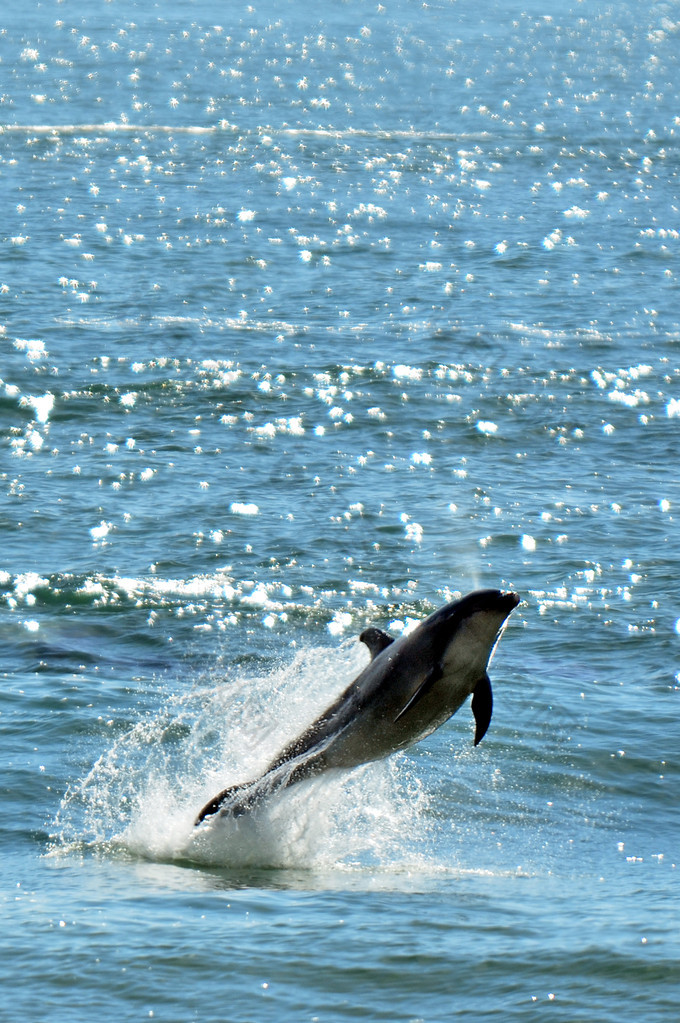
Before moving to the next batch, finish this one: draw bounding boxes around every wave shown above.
[0,122,223,135]
[0,121,493,144]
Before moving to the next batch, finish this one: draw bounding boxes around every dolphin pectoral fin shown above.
[471,673,493,746]
[394,664,443,722]
[359,626,395,660]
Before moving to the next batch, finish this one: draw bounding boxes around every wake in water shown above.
[50,639,433,873]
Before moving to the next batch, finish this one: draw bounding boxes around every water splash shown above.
[50,640,433,873]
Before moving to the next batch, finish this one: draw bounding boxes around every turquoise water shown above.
[2,1,679,1019]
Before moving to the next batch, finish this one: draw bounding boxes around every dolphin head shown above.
[393,588,520,746]
[435,588,520,674]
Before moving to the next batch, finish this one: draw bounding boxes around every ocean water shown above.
[2,0,680,1019]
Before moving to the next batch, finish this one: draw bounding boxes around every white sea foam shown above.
[90,520,112,541]
[230,501,259,516]
[13,571,49,599]
[477,420,498,435]
[14,338,48,360]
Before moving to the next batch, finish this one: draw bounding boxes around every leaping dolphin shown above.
[195,588,519,825]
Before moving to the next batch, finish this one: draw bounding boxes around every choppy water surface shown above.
[2,1,679,1020]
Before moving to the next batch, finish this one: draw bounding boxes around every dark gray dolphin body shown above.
[195,588,519,825]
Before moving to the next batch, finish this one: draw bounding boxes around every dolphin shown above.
[195,588,519,825]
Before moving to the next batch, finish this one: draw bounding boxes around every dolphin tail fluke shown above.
[471,673,493,746]
[195,780,260,825]
[194,750,327,826]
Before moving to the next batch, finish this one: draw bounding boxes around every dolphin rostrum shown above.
[195,588,519,825]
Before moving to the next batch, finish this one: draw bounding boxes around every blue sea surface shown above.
[2,1,679,1020]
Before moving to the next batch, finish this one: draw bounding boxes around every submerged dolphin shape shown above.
[195,588,519,825]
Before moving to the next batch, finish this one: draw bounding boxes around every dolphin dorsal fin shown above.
[471,673,493,746]
[359,627,394,660]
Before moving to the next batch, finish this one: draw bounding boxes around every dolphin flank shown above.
[195,588,520,825]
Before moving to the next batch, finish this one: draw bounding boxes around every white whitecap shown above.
[477,420,498,435]
[230,502,259,516]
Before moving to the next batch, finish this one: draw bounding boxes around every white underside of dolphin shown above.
[195,588,519,825]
